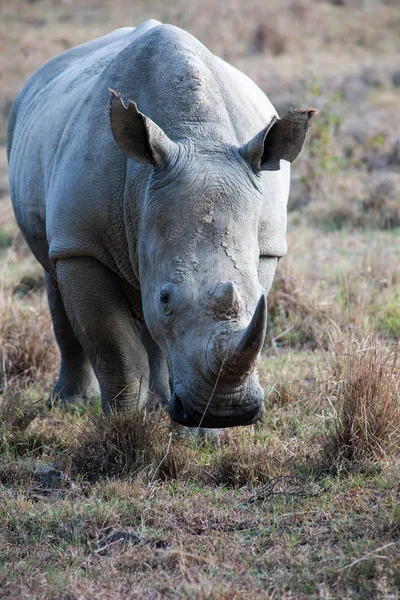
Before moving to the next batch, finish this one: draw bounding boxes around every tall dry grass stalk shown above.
[323,336,400,468]
[0,286,57,388]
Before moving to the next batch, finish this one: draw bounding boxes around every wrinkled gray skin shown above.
[7,21,315,428]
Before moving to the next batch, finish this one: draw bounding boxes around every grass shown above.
[0,290,56,386]
[1,332,399,598]
[1,0,400,597]
[321,337,400,469]
[266,264,330,350]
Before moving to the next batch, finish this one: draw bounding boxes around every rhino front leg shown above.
[55,257,150,414]
[141,325,170,408]
[45,271,98,406]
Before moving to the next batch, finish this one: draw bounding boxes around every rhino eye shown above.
[160,291,170,304]
[159,289,174,316]
[159,283,179,317]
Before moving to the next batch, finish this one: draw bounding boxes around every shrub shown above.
[304,173,400,232]
[251,23,287,55]
[361,176,400,229]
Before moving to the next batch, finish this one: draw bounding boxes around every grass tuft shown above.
[67,408,289,487]
[210,434,281,487]
[0,288,57,387]
[0,387,39,454]
[67,407,197,482]
[0,386,66,458]
[322,337,400,470]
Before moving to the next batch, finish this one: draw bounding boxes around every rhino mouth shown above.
[167,385,265,429]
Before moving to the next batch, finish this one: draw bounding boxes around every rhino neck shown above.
[100,161,149,291]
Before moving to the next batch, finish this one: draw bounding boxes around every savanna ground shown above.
[1,0,400,598]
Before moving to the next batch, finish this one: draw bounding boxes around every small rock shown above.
[105,530,143,545]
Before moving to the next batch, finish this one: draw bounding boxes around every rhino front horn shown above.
[208,294,267,379]
[226,294,267,377]
[234,294,267,369]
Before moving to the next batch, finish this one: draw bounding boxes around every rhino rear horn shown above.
[109,90,179,168]
[240,108,318,172]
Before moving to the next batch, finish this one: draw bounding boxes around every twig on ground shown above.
[245,475,328,504]
[338,542,396,572]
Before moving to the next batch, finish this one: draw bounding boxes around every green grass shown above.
[1,458,399,598]
[375,292,400,339]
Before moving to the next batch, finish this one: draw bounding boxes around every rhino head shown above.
[110,93,316,428]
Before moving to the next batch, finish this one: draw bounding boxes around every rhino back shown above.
[7,21,160,277]
[7,22,284,279]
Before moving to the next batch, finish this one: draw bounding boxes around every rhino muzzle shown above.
[168,373,264,428]
[168,386,265,429]
[167,294,267,428]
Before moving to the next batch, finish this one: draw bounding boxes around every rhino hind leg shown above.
[45,271,98,407]
[54,257,150,415]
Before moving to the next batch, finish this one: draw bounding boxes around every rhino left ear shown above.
[108,89,179,168]
[239,108,318,172]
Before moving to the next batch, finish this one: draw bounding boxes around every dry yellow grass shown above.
[0,289,56,387]
[322,336,400,469]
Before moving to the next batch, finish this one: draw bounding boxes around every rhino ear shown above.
[109,90,178,167]
[240,108,318,172]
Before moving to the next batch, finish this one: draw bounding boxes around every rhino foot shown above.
[171,423,222,445]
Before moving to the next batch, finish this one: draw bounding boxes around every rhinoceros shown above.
[7,20,315,428]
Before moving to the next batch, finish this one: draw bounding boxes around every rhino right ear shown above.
[240,108,318,172]
[109,90,178,168]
